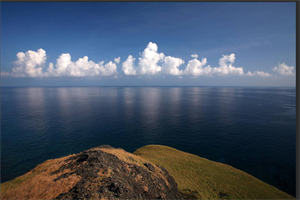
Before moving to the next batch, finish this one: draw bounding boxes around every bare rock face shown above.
[54,146,182,199]
[1,145,183,200]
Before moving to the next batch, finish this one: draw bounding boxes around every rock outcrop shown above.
[0,145,183,200]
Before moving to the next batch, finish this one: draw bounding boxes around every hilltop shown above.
[1,145,294,200]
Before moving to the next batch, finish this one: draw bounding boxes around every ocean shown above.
[0,87,296,195]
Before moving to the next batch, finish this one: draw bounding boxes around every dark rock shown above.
[76,154,89,163]
[218,191,230,199]
[181,189,199,199]
[52,146,183,200]
[144,163,155,172]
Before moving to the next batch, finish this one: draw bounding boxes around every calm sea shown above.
[0,87,296,195]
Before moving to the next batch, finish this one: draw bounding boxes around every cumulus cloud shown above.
[11,49,118,77]
[138,42,165,75]
[49,54,117,77]
[184,57,210,76]
[121,44,248,77]
[162,56,185,76]
[10,42,290,79]
[184,53,245,76]
[215,53,244,75]
[272,63,294,76]
[122,55,136,75]
[12,48,47,77]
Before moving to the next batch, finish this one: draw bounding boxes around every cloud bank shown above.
[8,42,293,78]
[46,54,117,77]
[272,63,295,76]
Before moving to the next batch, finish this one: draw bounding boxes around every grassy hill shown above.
[1,144,294,200]
[134,144,294,199]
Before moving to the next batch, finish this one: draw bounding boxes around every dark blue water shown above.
[1,87,296,195]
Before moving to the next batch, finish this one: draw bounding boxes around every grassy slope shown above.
[1,145,294,200]
[0,155,80,200]
[134,144,294,199]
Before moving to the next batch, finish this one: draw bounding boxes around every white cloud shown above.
[162,56,184,76]
[53,53,72,76]
[114,57,121,64]
[46,62,55,75]
[184,57,210,76]
[11,49,118,77]
[214,53,244,75]
[246,71,272,77]
[184,53,245,76]
[138,42,165,75]
[49,54,117,77]
[12,48,47,77]
[122,55,136,75]
[219,53,235,67]
[272,63,294,76]
[9,42,286,79]
[191,54,198,59]
[122,43,184,76]
[101,61,118,76]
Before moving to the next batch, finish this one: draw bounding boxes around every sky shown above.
[0,2,296,86]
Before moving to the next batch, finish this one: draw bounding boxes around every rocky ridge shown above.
[0,145,183,200]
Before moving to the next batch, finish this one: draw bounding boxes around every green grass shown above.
[134,144,294,199]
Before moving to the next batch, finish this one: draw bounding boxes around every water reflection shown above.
[58,88,98,121]
[139,88,162,130]
[57,88,74,121]
[217,87,236,126]
[188,87,203,122]
[123,88,136,119]
[21,88,47,134]
[166,88,182,125]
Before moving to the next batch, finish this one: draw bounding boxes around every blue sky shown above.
[0,2,296,86]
